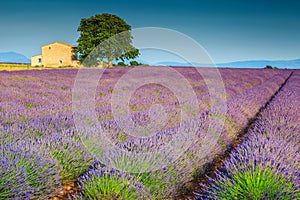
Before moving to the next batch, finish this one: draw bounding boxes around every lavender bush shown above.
[74,164,151,199]
[199,71,300,199]
[0,140,60,199]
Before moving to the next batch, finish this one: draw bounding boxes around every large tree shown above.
[77,13,139,67]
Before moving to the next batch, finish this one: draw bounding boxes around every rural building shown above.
[31,42,80,67]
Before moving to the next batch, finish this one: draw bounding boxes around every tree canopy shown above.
[77,13,139,67]
[264,65,278,69]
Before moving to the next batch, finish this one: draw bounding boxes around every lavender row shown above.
[0,68,289,199]
[0,68,280,145]
[0,134,60,199]
[92,70,291,146]
[76,71,291,199]
[0,68,281,127]
[0,121,94,198]
[198,71,299,199]
[113,72,290,155]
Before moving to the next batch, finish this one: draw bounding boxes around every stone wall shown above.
[31,54,42,66]
[41,42,77,67]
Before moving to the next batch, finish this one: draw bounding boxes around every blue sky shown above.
[0,0,299,63]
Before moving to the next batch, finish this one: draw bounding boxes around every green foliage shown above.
[264,65,280,69]
[265,65,273,69]
[25,103,33,109]
[129,105,140,111]
[0,147,59,199]
[214,167,296,199]
[129,60,144,66]
[112,154,180,199]
[77,13,140,67]
[51,143,93,184]
[117,61,127,66]
[136,172,172,199]
[116,132,128,142]
[61,87,68,90]
[81,174,141,200]
[98,92,106,97]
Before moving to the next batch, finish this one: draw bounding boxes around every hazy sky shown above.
[0,0,299,63]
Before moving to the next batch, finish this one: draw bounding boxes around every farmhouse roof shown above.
[31,54,42,58]
[41,42,76,48]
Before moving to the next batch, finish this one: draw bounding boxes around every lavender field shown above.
[0,67,299,199]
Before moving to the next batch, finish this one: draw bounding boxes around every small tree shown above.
[130,60,146,66]
[130,60,139,66]
[264,65,273,69]
[77,13,139,67]
[117,61,127,66]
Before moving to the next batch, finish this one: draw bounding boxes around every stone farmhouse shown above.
[31,42,80,67]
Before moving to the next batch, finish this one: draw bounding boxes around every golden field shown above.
[0,63,38,71]
[0,63,82,71]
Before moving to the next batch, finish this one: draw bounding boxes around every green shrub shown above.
[264,65,273,69]
[117,61,127,66]
[130,60,144,66]
[51,143,93,184]
[0,142,59,199]
[214,167,295,199]
[83,174,140,199]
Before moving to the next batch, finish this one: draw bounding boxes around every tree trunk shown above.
[108,60,113,68]
[99,61,104,68]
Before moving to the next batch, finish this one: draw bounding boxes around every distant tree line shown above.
[264,65,279,69]
[115,60,146,67]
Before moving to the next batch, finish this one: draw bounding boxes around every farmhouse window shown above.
[38,58,42,63]
[49,46,51,50]
[59,60,63,65]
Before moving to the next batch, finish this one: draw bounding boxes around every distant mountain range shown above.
[1,51,299,69]
[216,59,300,69]
[0,52,30,63]
[156,58,300,69]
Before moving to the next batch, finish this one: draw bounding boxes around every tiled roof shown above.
[31,54,42,58]
[41,42,76,48]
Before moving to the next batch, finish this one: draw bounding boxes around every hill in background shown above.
[155,59,300,69]
[1,51,299,69]
[216,59,300,69]
[0,52,30,63]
